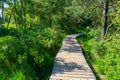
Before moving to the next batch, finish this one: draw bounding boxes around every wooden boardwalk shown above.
[50,34,96,80]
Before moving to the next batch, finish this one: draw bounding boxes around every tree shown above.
[1,0,4,25]
[101,0,109,40]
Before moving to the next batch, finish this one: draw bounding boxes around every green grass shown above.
[77,27,120,80]
[77,28,105,79]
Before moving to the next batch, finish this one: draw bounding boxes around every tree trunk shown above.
[23,1,26,28]
[7,12,12,29]
[2,0,4,24]
[101,0,109,40]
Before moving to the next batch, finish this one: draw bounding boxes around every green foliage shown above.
[103,33,120,80]
[0,35,36,80]
[81,28,105,74]
[1,0,68,79]
[11,70,25,80]
[1,0,120,80]
[0,27,64,80]
[79,27,120,79]
[109,2,120,27]
[0,27,9,36]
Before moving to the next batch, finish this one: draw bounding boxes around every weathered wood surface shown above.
[50,34,96,80]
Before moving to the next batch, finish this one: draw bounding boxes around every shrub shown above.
[0,26,64,80]
[104,33,120,80]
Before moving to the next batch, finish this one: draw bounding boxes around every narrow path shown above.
[50,34,96,80]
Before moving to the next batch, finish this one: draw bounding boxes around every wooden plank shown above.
[50,34,96,80]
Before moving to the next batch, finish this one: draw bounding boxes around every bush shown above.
[0,36,35,79]
[104,33,120,80]
[0,27,64,80]
[0,27,9,37]
[78,27,120,78]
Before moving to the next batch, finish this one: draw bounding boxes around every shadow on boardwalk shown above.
[50,34,96,80]
[52,58,91,74]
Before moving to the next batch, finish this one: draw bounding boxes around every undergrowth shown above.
[77,27,120,80]
[0,27,66,80]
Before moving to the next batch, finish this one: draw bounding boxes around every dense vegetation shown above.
[77,0,120,80]
[0,0,120,80]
